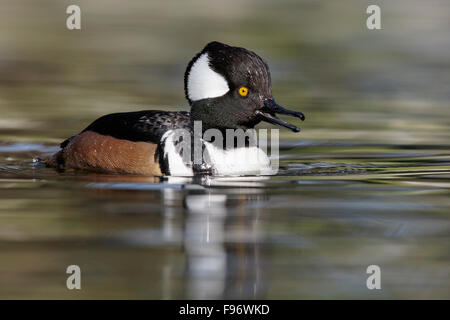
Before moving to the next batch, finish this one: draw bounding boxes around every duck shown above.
[45,41,305,176]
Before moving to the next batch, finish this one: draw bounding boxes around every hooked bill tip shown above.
[295,112,305,121]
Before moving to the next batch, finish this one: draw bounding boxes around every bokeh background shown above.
[1,0,449,143]
[0,0,449,299]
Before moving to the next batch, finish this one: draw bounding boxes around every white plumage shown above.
[186,53,230,102]
[161,130,194,177]
[162,128,275,177]
[202,142,275,176]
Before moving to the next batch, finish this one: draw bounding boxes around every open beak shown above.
[255,98,305,132]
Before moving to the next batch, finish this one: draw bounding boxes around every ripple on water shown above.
[0,140,449,299]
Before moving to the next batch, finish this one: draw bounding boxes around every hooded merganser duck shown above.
[46,41,305,176]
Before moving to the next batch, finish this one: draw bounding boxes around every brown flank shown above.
[45,131,163,175]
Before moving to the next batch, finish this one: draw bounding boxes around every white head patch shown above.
[186,53,230,102]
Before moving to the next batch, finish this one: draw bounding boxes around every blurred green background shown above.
[1,0,449,144]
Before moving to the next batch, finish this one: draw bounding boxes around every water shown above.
[0,0,449,299]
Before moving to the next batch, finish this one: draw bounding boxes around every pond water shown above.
[0,0,449,299]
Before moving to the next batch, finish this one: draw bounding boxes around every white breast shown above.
[203,142,275,176]
[162,130,275,176]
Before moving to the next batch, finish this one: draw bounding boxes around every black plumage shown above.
[61,110,191,148]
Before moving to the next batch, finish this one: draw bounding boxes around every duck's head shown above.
[184,41,305,132]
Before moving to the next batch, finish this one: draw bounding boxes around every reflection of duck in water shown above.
[46,42,305,176]
[84,175,269,299]
[182,181,268,299]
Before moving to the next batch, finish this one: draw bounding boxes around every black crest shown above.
[184,41,272,105]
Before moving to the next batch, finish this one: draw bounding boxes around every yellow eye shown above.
[238,86,249,97]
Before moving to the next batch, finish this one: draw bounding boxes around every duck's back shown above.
[46,110,191,175]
